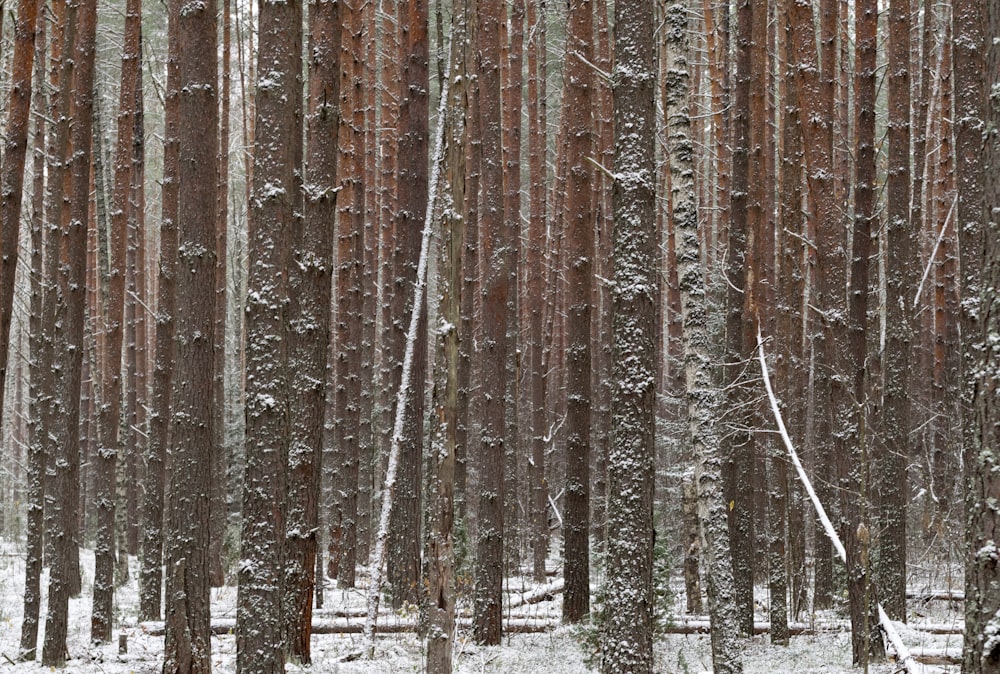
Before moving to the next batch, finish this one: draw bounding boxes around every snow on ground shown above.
[0,541,962,673]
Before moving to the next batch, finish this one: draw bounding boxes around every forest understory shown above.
[0,542,964,673]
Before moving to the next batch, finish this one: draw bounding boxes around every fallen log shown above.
[906,590,964,602]
[894,649,961,666]
[139,617,561,637]
[507,578,565,609]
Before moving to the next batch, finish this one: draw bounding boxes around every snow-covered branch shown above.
[756,328,917,674]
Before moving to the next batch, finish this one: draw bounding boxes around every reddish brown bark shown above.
[0,0,40,423]
[473,0,509,645]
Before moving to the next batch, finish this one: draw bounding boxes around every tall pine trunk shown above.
[561,0,594,625]
[473,0,508,645]
[600,0,657,670]
[162,0,218,668]
[236,0,301,671]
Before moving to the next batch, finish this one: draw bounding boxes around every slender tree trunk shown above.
[282,0,339,664]
[18,15,46,659]
[128,45,148,564]
[0,0,39,433]
[842,0,883,662]
[456,0,481,534]
[0,0,38,375]
[561,0,594,625]
[775,0,806,622]
[473,0,508,645]
[92,0,141,641]
[332,0,362,591]
[724,0,755,635]
[426,23,464,670]
[386,0,429,608]
[878,0,913,624]
[41,0,95,661]
[525,0,548,585]
[958,0,988,670]
[501,0,524,574]
[675,7,744,664]
[140,0,180,622]
[209,0,232,590]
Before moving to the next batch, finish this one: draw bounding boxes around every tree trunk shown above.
[561,0,594,625]
[878,0,913,624]
[236,1,300,672]
[473,0,508,645]
[0,0,39,444]
[525,0,548,585]
[282,0,339,664]
[162,0,218,669]
[386,0,429,609]
[332,0,362,592]
[140,0,180,623]
[92,0,141,641]
[663,5,742,670]
[501,0,524,575]
[426,23,465,669]
[41,0,95,661]
[18,15,46,659]
[209,0,232,590]
[962,0,993,669]
[600,0,657,670]
[724,0,755,635]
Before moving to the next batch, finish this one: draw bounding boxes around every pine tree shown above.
[600,0,657,669]
[162,0,218,668]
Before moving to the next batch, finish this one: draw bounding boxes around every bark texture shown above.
[236,0,301,671]
[600,0,657,670]
[162,0,218,669]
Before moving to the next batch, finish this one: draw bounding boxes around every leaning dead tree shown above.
[364,49,451,656]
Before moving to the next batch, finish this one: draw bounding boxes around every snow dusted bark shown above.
[878,0,913,626]
[0,0,39,435]
[965,2,1000,670]
[473,0,508,646]
[236,1,301,672]
[162,0,218,671]
[387,0,430,608]
[140,0,179,622]
[364,50,451,656]
[282,0,339,663]
[660,3,742,672]
[209,0,232,591]
[426,21,466,665]
[42,0,95,661]
[92,0,142,641]
[330,0,362,586]
[561,0,594,625]
[955,0,988,670]
[18,18,46,660]
[722,0,755,636]
[525,0,549,585]
[599,0,656,671]
[501,0,523,575]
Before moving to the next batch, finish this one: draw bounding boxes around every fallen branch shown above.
[757,328,918,674]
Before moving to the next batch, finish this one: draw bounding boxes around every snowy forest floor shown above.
[0,543,963,673]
